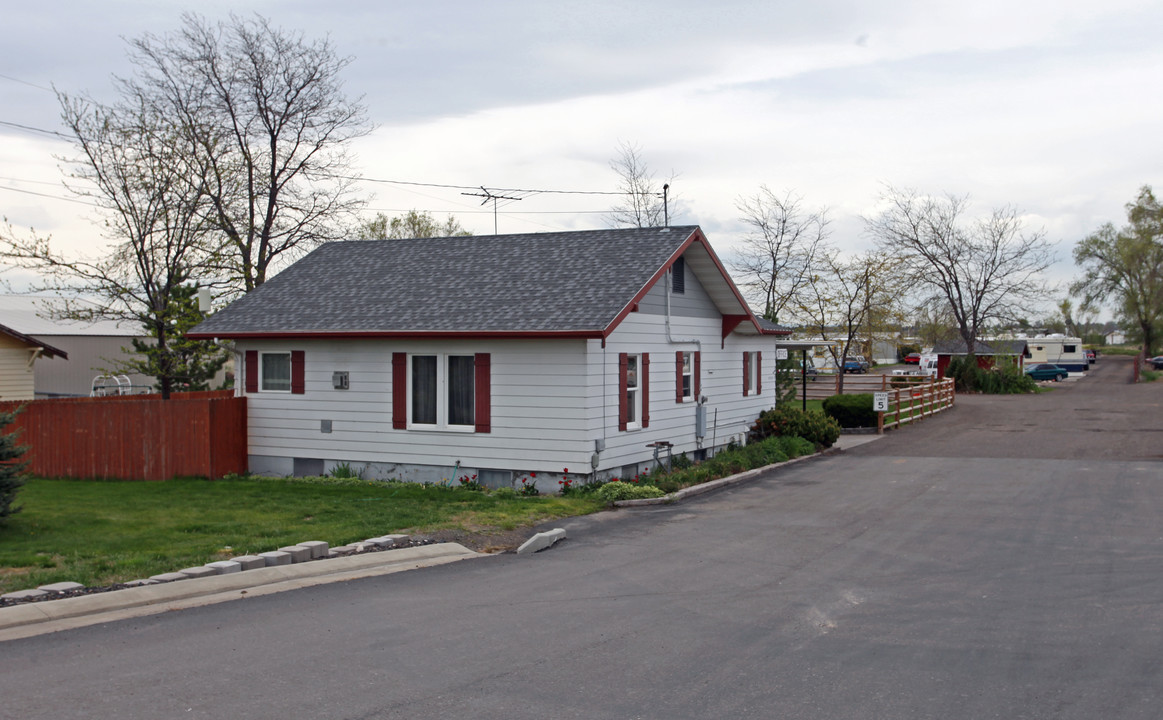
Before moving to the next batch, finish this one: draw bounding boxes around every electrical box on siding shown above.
[695,405,707,438]
[332,371,349,390]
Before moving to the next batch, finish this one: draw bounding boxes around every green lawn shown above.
[0,476,604,594]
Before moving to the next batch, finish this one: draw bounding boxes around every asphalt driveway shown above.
[2,356,1161,719]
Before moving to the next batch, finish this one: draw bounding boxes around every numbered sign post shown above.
[873,391,889,434]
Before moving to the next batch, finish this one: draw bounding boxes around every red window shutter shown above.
[245,350,258,393]
[474,353,491,433]
[694,351,701,398]
[618,353,628,431]
[392,352,407,430]
[742,352,750,396]
[642,353,650,428]
[756,351,762,395]
[675,351,684,403]
[291,350,305,394]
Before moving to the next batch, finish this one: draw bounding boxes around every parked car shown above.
[903,352,921,364]
[843,355,870,373]
[1025,363,1069,381]
[1148,356,1163,370]
[1085,349,1097,364]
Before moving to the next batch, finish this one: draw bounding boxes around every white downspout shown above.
[665,267,706,449]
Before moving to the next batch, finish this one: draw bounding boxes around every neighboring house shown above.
[932,338,1031,379]
[0,321,67,401]
[0,295,153,397]
[189,226,791,489]
[1104,329,1126,346]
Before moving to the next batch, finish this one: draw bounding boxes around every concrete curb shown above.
[516,528,566,554]
[613,445,846,508]
[0,543,479,641]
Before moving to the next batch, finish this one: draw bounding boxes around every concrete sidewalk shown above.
[0,543,479,642]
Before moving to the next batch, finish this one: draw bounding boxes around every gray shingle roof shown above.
[190,226,709,337]
[933,338,1030,356]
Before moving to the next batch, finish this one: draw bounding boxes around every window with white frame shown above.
[410,354,475,428]
[625,354,640,429]
[743,351,760,396]
[619,352,649,431]
[261,352,291,392]
[680,351,694,402]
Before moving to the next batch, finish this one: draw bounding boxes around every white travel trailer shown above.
[1025,336,1087,372]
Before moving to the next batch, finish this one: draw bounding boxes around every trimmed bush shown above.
[749,405,841,448]
[823,393,877,428]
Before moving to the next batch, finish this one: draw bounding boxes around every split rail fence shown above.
[785,371,956,433]
[0,390,247,481]
[875,377,956,433]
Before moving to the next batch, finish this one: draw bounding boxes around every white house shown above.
[188,226,790,489]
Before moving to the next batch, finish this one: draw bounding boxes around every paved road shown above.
[2,357,1161,719]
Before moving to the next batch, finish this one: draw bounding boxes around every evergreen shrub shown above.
[822,393,878,428]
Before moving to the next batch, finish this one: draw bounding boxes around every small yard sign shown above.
[776,348,788,360]
[873,391,889,412]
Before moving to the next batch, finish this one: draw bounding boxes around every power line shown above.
[0,119,70,140]
[0,73,54,93]
[0,184,95,206]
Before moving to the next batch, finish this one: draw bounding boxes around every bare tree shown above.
[1,93,221,398]
[865,186,1054,356]
[606,142,673,228]
[795,250,891,393]
[733,187,829,323]
[126,13,372,293]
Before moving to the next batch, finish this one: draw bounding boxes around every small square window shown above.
[261,352,291,392]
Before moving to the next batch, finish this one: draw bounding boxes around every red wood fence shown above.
[0,390,247,481]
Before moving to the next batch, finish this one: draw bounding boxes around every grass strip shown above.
[0,476,604,593]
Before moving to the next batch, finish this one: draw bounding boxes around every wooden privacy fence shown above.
[0,390,247,481]
[877,377,956,433]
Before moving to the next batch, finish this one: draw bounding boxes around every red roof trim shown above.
[186,329,605,341]
[602,227,769,340]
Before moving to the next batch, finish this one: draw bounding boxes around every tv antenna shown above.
[462,186,523,235]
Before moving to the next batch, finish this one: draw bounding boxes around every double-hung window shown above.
[619,352,649,431]
[676,350,700,403]
[743,351,761,396]
[245,350,305,394]
[410,354,475,429]
[393,352,491,432]
[261,352,291,392]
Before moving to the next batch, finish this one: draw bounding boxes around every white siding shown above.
[240,338,596,478]
[238,297,775,481]
[592,312,772,476]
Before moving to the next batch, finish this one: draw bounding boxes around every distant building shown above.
[0,321,68,401]
[1104,328,1126,345]
[0,295,153,397]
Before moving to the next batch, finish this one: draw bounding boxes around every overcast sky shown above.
[3,0,1162,319]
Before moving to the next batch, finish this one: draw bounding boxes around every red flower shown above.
[563,468,569,473]
[530,472,537,478]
